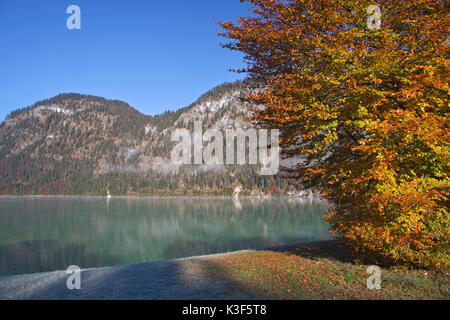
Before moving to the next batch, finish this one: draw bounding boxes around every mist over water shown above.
[0,197,330,275]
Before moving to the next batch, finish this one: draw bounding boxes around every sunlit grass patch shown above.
[201,241,449,300]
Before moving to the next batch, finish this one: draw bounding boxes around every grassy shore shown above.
[198,240,449,300]
[1,240,447,300]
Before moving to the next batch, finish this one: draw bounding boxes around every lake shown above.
[0,197,330,275]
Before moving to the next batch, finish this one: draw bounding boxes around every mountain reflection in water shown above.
[0,197,330,275]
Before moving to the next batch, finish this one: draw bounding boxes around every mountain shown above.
[0,81,305,196]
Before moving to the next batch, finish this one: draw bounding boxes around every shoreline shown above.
[1,240,446,300]
[1,240,332,278]
[0,240,332,300]
[0,194,326,200]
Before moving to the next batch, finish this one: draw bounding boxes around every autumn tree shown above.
[220,0,449,268]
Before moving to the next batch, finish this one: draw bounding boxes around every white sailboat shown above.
[106,190,112,199]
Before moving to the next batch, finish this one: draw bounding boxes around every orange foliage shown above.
[220,0,449,268]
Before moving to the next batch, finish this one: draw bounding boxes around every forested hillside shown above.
[0,81,305,196]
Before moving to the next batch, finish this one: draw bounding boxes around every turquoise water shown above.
[0,197,330,275]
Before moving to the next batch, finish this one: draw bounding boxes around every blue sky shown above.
[0,0,250,121]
